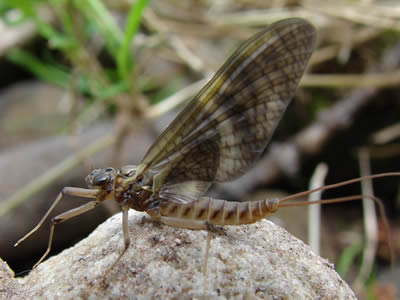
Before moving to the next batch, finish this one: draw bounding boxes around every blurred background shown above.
[0,0,399,299]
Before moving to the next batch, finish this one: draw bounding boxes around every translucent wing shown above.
[135,18,317,201]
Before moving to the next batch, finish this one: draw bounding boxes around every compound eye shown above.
[93,173,109,185]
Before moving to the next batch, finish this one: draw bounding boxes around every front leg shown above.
[14,187,100,268]
[34,199,99,268]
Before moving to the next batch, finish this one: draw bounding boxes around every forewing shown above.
[136,18,317,201]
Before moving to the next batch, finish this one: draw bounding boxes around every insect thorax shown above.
[85,165,156,212]
[121,179,155,212]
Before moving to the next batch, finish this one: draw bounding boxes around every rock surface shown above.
[1,211,356,299]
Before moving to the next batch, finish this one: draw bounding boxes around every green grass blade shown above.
[7,48,70,88]
[74,0,123,59]
[116,0,149,82]
[336,241,364,277]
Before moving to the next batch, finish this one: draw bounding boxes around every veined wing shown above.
[135,18,316,199]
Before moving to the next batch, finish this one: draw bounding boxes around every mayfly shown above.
[14,18,397,276]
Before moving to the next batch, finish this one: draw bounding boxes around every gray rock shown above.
[2,211,356,299]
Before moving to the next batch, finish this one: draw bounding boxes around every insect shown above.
[14,18,396,280]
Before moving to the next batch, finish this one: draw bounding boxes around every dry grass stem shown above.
[372,123,400,145]
[352,148,378,294]
[206,8,327,28]
[308,2,400,30]
[308,162,328,255]
[146,77,210,119]
[301,70,400,88]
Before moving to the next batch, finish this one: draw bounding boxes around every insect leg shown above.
[33,199,99,268]
[203,230,212,296]
[104,206,130,277]
[15,187,99,247]
[203,230,212,276]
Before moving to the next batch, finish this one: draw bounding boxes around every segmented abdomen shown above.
[158,197,279,228]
